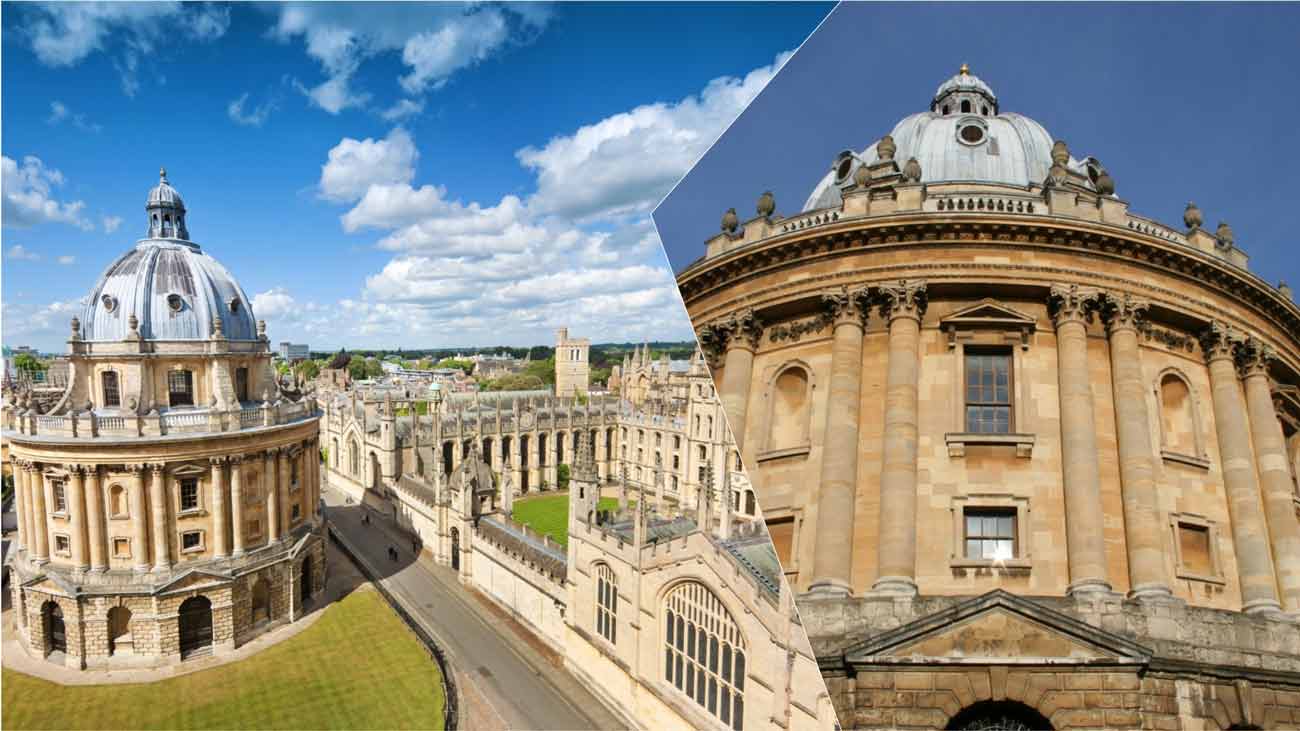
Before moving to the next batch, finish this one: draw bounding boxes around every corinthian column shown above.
[210,458,228,558]
[230,457,246,557]
[1101,293,1171,600]
[265,449,280,543]
[27,463,50,563]
[65,465,89,571]
[11,457,26,552]
[1200,323,1281,614]
[84,465,107,572]
[149,464,170,572]
[702,310,763,452]
[1049,284,1112,596]
[128,465,150,572]
[808,286,871,597]
[873,280,928,596]
[1238,337,1300,613]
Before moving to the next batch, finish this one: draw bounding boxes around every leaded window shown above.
[664,582,745,730]
[965,350,1012,433]
[596,564,617,644]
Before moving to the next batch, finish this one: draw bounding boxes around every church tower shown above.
[554,326,590,397]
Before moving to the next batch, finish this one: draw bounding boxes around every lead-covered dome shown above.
[804,66,1098,211]
[79,171,258,342]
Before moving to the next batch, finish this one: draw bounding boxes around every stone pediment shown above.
[845,590,1150,666]
[940,299,1038,348]
[157,567,230,595]
[23,572,77,597]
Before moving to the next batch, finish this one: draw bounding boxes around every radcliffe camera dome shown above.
[79,170,259,342]
[803,65,1100,211]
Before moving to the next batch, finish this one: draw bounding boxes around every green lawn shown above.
[511,494,632,547]
[2,589,446,730]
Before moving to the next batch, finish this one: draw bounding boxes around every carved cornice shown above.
[1198,321,1245,364]
[1100,292,1150,335]
[877,280,927,322]
[1048,283,1102,328]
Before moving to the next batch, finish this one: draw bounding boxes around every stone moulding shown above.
[944,432,1035,458]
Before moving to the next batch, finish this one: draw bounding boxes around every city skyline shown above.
[2,2,831,352]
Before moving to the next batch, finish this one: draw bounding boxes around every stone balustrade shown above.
[2,397,319,440]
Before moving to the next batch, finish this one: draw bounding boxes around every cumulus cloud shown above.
[0,299,82,346]
[18,2,228,97]
[227,92,277,127]
[7,245,40,261]
[519,51,793,222]
[268,4,549,114]
[102,215,123,233]
[318,128,418,203]
[380,98,425,121]
[2,155,93,231]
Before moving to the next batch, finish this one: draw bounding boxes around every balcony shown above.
[2,397,319,442]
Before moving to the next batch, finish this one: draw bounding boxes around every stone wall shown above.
[469,520,567,651]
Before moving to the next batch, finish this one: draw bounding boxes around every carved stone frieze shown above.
[768,314,831,344]
[1142,325,1197,354]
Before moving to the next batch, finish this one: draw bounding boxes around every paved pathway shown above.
[323,485,625,731]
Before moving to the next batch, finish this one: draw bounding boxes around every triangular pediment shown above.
[941,299,1038,329]
[157,567,230,595]
[23,572,77,596]
[844,590,1150,666]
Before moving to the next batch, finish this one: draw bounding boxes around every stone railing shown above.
[3,397,320,440]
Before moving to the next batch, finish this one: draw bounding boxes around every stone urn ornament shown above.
[721,207,739,234]
[1183,201,1203,230]
[853,162,871,188]
[902,157,922,183]
[877,134,897,162]
[756,190,775,219]
[1051,140,1070,166]
[1094,169,1115,196]
[1215,221,1234,248]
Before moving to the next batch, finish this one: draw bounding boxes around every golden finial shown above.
[959,63,970,76]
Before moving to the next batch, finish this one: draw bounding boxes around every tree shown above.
[13,353,45,375]
[276,361,291,376]
[347,358,368,381]
[481,374,545,391]
[295,360,320,380]
[436,358,474,374]
[522,356,556,386]
[557,463,570,490]
[364,358,385,379]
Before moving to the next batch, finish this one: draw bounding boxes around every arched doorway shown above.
[450,527,460,571]
[107,606,132,656]
[43,601,66,655]
[251,579,271,625]
[946,701,1053,731]
[178,596,213,659]
[300,556,313,605]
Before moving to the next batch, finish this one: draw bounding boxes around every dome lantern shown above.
[931,63,998,117]
[146,167,190,241]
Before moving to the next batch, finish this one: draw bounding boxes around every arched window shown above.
[101,371,120,407]
[707,415,714,438]
[251,578,271,625]
[961,100,971,113]
[349,438,359,476]
[107,606,132,656]
[744,491,756,516]
[664,582,746,730]
[1158,373,1198,456]
[108,484,128,518]
[596,564,617,644]
[770,365,812,451]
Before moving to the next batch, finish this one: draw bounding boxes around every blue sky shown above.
[654,1,1300,303]
[2,1,830,352]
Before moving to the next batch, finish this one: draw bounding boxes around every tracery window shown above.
[596,564,617,644]
[349,438,360,476]
[664,582,746,730]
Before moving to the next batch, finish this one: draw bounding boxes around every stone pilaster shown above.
[128,465,150,571]
[1237,336,1300,614]
[210,457,228,558]
[1200,322,1281,614]
[27,462,50,563]
[1049,283,1112,596]
[1101,293,1172,600]
[265,449,280,543]
[149,463,170,572]
[84,465,108,572]
[873,280,928,596]
[65,465,90,571]
[230,457,246,556]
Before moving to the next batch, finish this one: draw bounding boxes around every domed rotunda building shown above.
[678,68,1300,729]
[3,171,325,670]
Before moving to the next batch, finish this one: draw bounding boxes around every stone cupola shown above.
[146,167,189,240]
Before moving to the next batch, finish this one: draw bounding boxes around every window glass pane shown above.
[666,648,673,681]
[733,697,744,731]
[966,539,981,559]
[722,644,731,682]
[721,689,730,724]
[735,652,745,690]
[998,515,1013,537]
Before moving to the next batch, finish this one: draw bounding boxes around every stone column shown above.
[1102,293,1171,600]
[1200,323,1281,615]
[873,281,928,595]
[806,287,871,597]
[84,465,108,572]
[149,464,170,572]
[66,466,89,571]
[265,449,280,543]
[1238,337,1300,613]
[128,465,149,572]
[279,450,292,532]
[210,458,228,558]
[1049,284,1112,595]
[704,311,762,452]
[10,457,25,552]
[230,457,246,557]
[27,463,50,563]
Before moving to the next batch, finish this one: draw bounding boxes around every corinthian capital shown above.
[877,280,927,322]
[729,309,765,350]
[1197,321,1244,364]
[1100,292,1150,335]
[821,285,871,327]
[1234,336,1276,378]
[1048,283,1102,327]
[696,320,731,368]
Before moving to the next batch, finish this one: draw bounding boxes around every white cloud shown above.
[227,92,277,127]
[2,155,93,231]
[380,98,425,121]
[19,2,228,97]
[1,299,82,346]
[102,215,123,233]
[47,100,102,133]
[318,128,417,203]
[269,4,549,114]
[252,287,299,319]
[57,255,76,265]
[519,51,793,222]
[7,245,40,261]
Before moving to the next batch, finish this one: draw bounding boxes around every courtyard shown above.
[2,587,447,730]
[510,494,630,547]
